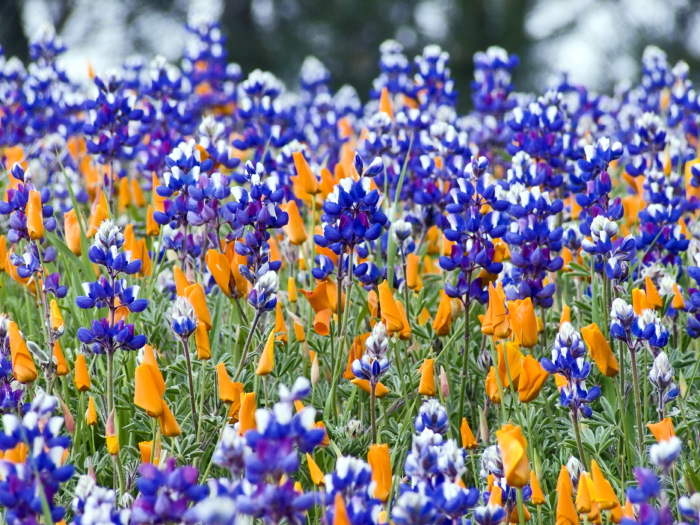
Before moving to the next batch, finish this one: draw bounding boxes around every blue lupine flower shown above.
[414,399,449,435]
[323,456,382,525]
[131,458,207,523]
[169,296,198,338]
[541,322,600,418]
[0,391,73,524]
[648,351,678,418]
[71,474,130,525]
[247,270,279,312]
[0,316,23,412]
[633,309,670,348]
[352,322,390,384]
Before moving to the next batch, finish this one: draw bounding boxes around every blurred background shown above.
[2,0,700,108]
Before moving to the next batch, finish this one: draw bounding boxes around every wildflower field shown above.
[2,18,700,525]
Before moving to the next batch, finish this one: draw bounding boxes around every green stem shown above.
[196,359,207,443]
[370,381,377,443]
[515,487,526,525]
[572,410,587,465]
[182,337,199,437]
[458,282,472,428]
[232,311,262,382]
[629,346,645,458]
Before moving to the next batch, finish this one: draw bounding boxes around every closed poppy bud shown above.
[439,366,450,398]
[106,409,120,455]
[257,330,276,376]
[418,358,436,396]
[118,177,131,214]
[333,493,351,525]
[26,190,44,240]
[134,362,166,417]
[496,424,530,488]
[508,298,538,348]
[581,323,619,377]
[648,417,675,442]
[294,319,306,343]
[54,341,69,376]
[184,283,211,330]
[482,283,510,339]
[8,322,38,383]
[275,303,287,343]
[672,283,685,309]
[86,396,98,426]
[159,400,182,437]
[530,471,545,505]
[378,281,404,333]
[406,253,420,290]
[351,379,390,398]
[644,276,663,309]
[64,209,82,255]
[50,299,64,333]
[432,290,452,336]
[485,367,501,404]
[560,304,571,325]
[310,353,320,386]
[479,406,489,444]
[460,418,478,449]
[239,392,257,435]
[632,288,650,315]
[556,466,579,525]
[292,151,320,195]
[282,200,308,245]
[368,444,392,502]
[589,459,621,511]
[74,354,91,392]
[60,399,75,433]
[518,355,548,403]
[288,277,298,303]
[146,205,160,236]
[306,453,325,486]
[576,472,592,514]
[195,321,211,360]
[217,363,237,403]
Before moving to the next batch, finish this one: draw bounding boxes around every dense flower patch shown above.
[1,19,700,525]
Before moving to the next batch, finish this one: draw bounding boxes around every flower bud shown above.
[310,353,320,386]
[439,366,450,398]
[60,399,75,434]
[478,406,489,445]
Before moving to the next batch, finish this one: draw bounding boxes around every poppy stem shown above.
[232,310,262,383]
[628,345,645,458]
[515,487,526,525]
[370,381,377,443]
[196,359,207,443]
[571,409,587,465]
[182,337,199,437]
[458,276,472,428]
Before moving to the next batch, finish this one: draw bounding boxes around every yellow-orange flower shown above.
[288,277,298,303]
[482,283,510,338]
[275,302,288,343]
[134,361,166,417]
[86,396,98,426]
[26,190,44,240]
[368,444,392,502]
[576,472,592,514]
[378,280,404,333]
[351,379,390,398]
[495,424,530,488]
[73,353,91,392]
[556,466,579,525]
[530,471,545,505]
[106,410,120,455]
[432,290,452,336]
[485,367,501,404]
[64,209,82,255]
[292,151,320,195]
[581,323,619,377]
[518,355,548,403]
[50,299,64,333]
[632,288,650,315]
[333,493,351,525]
[406,253,421,290]
[418,358,435,396]
[496,340,523,390]
[508,298,538,348]
[645,275,663,309]
[54,341,69,376]
[159,399,182,438]
[206,249,232,297]
[183,283,211,330]
[146,205,160,236]
[256,330,276,376]
[195,321,211,360]
[8,322,36,384]
[306,453,325,486]
[282,200,308,245]
[461,418,478,449]
[239,392,257,435]
[590,459,621,511]
[648,417,675,442]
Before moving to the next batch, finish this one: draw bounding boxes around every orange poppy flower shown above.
[238,392,257,435]
[368,444,392,502]
[530,471,545,505]
[195,321,211,360]
[183,283,211,330]
[146,205,160,236]
[432,290,452,336]
[64,209,82,255]
[496,424,530,488]
[418,358,435,396]
[54,341,69,376]
[256,331,275,376]
[507,298,538,348]
[306,453,325,486]
[581,323,619,377]
[86,396,98,426]
[517,355,548,403]
[292,151,320,195]
[73,354,91,392]
[159,399,182,438]
[482,283,510,338]
[26,190,44,240]
[645,275,663,309]
[556,466,579,525]
[378,281,404,333]
[275,303,288,343]
[461,418,478,449]
[590,459,621,511]
[281,200,308,245]
[648,417,675,442]
[351,379,390,398]
[134,362,166,417]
